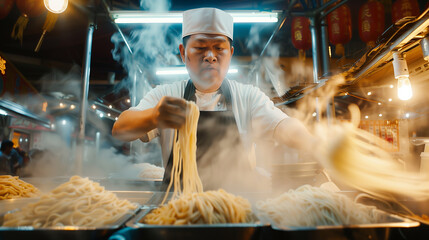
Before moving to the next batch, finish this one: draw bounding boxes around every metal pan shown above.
[0,205,141,240]
[123,206,268,240]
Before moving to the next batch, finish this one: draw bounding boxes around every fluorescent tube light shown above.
[111,11,279,24]
[156,67,238,75]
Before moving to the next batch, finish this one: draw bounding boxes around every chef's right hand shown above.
[152,96,187,129]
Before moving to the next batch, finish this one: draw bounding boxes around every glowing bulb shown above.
[367,92,372,96]
[92,105,96,109]
[115,117,118,120]
[379,113,383,117]
[59,102,64,107]
[70,104,75,110]
[109,105,112,108]
[405,113,410,118]
[62,120,66,125]
[126,99,131,103]
[107,113,111,117]
[397,76,413,101]
[365,116,369,119]
[51,124,55,129]
[378,102,381,106]
[99,113,104,118]
[312,112,317,117]
[390,85,394,88]
[44,0,68,14]
[388,98,392,102]
[345,92,348,96]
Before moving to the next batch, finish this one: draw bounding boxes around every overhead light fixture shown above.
[44,0,68,14]
[392,52,413,101]
[421,36,429,61]
[156,67,238,76]
[111,10,279,24]
[0,109,7,116]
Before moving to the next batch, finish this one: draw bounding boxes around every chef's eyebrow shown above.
[194,38,228,44]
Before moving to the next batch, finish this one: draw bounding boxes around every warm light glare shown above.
[378,102,381,105]
[44,0,68,14]
[390,85,394,88]
[126,99,131,103]
[379,113,383,117]
[59,102,64,107]
[405,113,410,118]
[365,116,369,119]
[109,105,112,108]
[115,117,118,120]
[312,112,317,117]
[397,76,413,101]
[70,104,75,110]
[107,113,111,117]
[388,98,392,102]
[92,105,96,109]
[112,11,279,24]
[367,92,372,96]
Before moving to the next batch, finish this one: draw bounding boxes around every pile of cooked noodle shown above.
[145,101,253,225]
[2,176,137,228]
[256,185,380,227]
[144,189,253,225]
[0,175,40,200]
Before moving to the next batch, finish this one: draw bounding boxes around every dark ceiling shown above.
[0,0,428,102]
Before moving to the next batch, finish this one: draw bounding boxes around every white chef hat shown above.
[182,8,233,40]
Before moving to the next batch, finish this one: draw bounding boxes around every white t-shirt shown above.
[129,79,288,166]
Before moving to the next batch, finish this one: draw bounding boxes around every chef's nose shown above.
[203,50,217,63]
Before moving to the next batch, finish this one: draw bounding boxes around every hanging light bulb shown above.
[392,52,412,101]
[44,0,68,14]
[421,36,429,61]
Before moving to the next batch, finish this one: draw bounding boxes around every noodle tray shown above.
[267,209,419,240]
[123,206,268,240]
[0,206,141,240]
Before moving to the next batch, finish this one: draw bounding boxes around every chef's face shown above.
[179,34,234,92]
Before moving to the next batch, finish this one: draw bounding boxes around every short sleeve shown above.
[248,85,288,139]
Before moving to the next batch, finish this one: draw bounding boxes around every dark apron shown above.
[162,79,250,191]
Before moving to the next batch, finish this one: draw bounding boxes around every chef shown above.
[112,8,314,190]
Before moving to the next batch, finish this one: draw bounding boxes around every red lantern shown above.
[291,17,312,60]
[358,0,385,48]
[392,0,420,24]
[16,0,45,17]
[327,4,352,57]
[0,0,14,19]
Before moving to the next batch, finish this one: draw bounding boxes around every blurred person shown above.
[112,8,315,190]
[0,140,14,175]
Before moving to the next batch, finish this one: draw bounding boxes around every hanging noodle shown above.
[2,176,137,228]
[0,175,40,200]
[146,101,252,225]
[256,185,380,227]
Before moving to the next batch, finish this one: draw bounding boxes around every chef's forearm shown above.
[112,108,157,142]
[274,118,315,151]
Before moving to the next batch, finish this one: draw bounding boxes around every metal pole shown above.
[76,18,95,174]
[309,16,321,83]
[320,17,330,77]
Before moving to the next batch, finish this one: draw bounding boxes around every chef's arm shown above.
[112,108,158,142]
[112,96,187,142]
[274,118,316,151]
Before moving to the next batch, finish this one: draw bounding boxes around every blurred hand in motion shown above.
[152,96,187,129]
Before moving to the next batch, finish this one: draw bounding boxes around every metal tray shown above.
[0,205,141,240]
[123,206,267,240]
[265,209,419,240]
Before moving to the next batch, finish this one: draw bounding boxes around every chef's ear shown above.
[179,44,186,63]
[230,46,234,56]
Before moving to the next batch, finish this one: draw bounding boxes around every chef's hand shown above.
[152,96,187,129]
